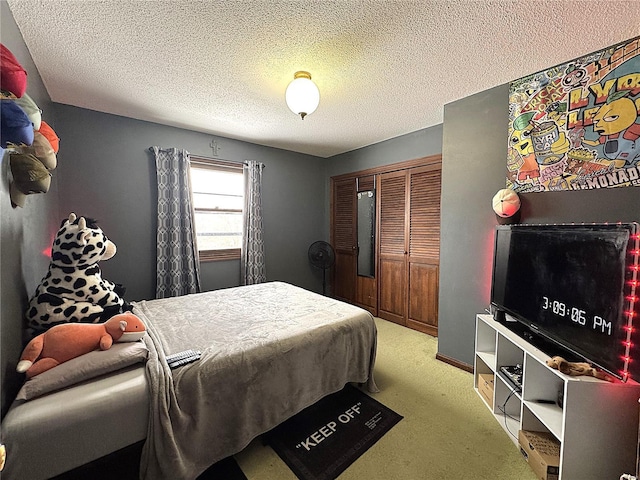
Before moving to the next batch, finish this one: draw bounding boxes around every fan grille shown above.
[308,241,335,269]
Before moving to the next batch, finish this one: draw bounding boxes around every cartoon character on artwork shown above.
[510,110,571,183]
[533,101,571,166]
[510,113,540,183]
[545,101,568,128]
[562,63,590,91]
[564,148,611,177]
[582,84,640,166]
[567,126,586,148]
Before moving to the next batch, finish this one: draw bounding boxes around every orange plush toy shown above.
[16,312,146,378]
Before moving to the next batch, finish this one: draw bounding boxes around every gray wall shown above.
[437,85,640,367]
[323,126,443,238]
[53,105,327,301]
[1,1,60,415]
[325,126,444,178]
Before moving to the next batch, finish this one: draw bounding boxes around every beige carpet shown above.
[235,317,538,480]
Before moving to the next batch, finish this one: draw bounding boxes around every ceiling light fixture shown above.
[285,71,320,120]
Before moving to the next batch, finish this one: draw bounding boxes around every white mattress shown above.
[1,365,148,480]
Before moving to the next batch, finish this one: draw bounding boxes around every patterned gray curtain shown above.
[152,146,201,298]
[241,160,266,285]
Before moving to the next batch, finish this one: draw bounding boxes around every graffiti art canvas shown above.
[508,36,640,192]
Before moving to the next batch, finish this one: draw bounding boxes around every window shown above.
[190,157,244,261]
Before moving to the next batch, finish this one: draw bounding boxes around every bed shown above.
[2,281,378,480]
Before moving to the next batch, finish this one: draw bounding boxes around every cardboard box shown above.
[478,373,494,407]
[518,430,560,480]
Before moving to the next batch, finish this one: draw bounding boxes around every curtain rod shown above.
[148,148,264,168]
[191,155,266,170]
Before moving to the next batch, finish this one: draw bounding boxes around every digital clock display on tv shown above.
[540,296,613,335]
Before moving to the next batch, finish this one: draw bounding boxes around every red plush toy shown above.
[16,312,146,378]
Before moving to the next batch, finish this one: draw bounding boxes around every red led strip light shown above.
[621,230,640,380]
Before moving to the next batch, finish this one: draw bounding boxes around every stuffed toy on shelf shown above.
[546,355,610,381]
[25,213,132,338]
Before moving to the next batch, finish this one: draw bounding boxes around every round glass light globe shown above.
[285,76,320,118]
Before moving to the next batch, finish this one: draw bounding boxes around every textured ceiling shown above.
[6,0,640,158]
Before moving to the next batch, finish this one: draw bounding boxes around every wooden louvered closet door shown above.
[378,170,408,325]
[330,154,442,334]
[407,164,441,335]
[331,177,357,302]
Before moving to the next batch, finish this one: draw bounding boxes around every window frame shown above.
[190,156,244,262]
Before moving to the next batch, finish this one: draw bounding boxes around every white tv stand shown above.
[474,313,640,479]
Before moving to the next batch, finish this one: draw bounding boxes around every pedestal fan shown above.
[308,241,335,295]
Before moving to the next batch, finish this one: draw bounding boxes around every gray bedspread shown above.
[133,281,377,480]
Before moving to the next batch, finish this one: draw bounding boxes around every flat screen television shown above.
[490,223,640,381]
